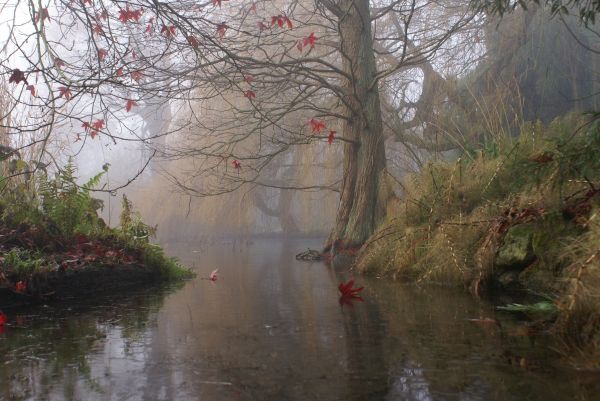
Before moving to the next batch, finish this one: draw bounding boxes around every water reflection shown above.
[1,238,599,401]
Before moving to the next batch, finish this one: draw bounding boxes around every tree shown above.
[1,0,474,249]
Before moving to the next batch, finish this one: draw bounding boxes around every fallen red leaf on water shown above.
[338,278,364,299]
[209,268,218,281]
[126,99,137,112]
[0,311,7,326]
[15,281,26,293]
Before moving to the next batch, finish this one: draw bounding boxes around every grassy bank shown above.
[357,114,600,367]
[0,160,191,301]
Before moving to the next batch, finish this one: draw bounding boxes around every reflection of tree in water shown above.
[339,286,389,401]
[0,287,177,401]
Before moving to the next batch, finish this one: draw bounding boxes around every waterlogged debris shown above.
[466,317,497,324]
[296,249,323,261]
[497,301,557,314]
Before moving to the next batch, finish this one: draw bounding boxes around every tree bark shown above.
[325,0,390,251]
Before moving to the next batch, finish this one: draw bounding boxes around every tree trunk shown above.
[325,0,390,251]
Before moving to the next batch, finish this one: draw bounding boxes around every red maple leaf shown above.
[244,75,254,84]
[161,24,176,38]
[92,119,105,130]
[338,279,364,300]
[187,35,199,48]
[119,7,143,23]
[257,21,268,31]
[304,32,318,48]
[82,121,91,131]
[58,86,72,100]
[244,90,256,99]
[309,118,326,133]
[83,0,92,4]
[34,8,50,23]
[15,281,26,293]
[26,84,35,96]
[231,159,241,169]
[130,70,143,82]
[8,69,27,85]
[54,57,66,69]
[97,10,108,20]
[0,311,6,326]
[216,22,228,39]
[97,48,108,61]
[125,99,137,112]
[271,15,293,29]
[116,67,124,77]
[328,130,335,145]
[92,24,103,35]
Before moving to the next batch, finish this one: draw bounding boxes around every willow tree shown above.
[1,0,473,249]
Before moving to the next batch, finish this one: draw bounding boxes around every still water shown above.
[1,238,599,401]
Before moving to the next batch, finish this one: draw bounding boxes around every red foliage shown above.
[54,57,66,69]
[118,7,143,23]
[187,35,200,48]
[257,21,268,31]
[231,159,241,170]
[338,279,364,306]
[8,69,27,85]
[126,99,137,112]
[58,86,72,100]
[271,15,293,29]
[328,130,335,145]
[116,67,124,77]
[161,24,176,38]
[244,75,254,84]
[93,24,103,35]
[130,70,143,82]
[34,8,50,23]
[0,311,7,326]
[244,90,256,99]
[216,22,228,39]
[297,32,318,51]
[26,85,35,97]
[250,2,257,13]
[83,119,105,139]
[213,0,228,7]
[309,118,326,133]
[97,48,108,61]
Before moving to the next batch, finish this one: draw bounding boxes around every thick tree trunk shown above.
[325,0,390,251]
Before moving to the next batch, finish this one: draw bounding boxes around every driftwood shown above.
[295,249,323,261]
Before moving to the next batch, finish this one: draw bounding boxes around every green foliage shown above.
[119,194,156,244]
[142,244,192,280]
[2,248,46,275]
[37,159,106,238]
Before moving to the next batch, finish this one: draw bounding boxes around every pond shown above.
[1,238,598,401]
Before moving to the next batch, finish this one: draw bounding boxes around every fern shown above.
[37,158,106,238]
